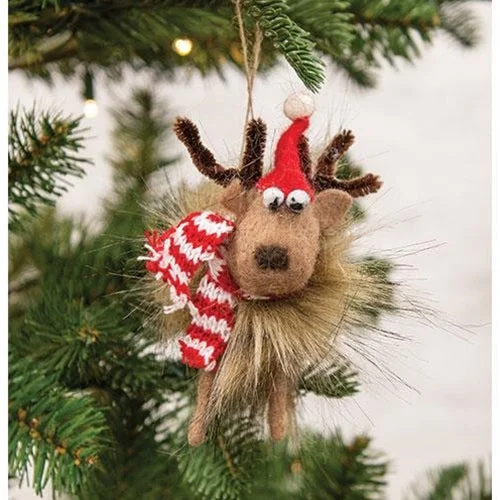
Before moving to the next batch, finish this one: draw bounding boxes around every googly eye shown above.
[262,187,285,210]
[286,189,311,213]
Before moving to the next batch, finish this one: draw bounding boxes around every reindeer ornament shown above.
[141,93,382,446]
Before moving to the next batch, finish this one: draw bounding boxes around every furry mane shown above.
[141,181,397,436]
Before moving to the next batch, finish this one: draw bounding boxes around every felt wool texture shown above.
[267,367,294,441]
[221,183,352,297]
[225,190,321,297]
[143,181,393,441]
[256,117,315,198]
[142,186,352,372]
[206,212,356,422]
[283,92,315,120]
[188,370,216,446]
[141,97,389,444]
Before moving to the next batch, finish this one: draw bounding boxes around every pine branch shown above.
[8,106,91,231]
[178,416,263,500]
[240,440,296,500]
[438,1,480,48]
[405,461,492,500]
[8,90,176,318]
[243,431,389,499]
[355,257,396,321]
[97,88,176,248]
[8,208,94,327]
[300,363,360,399]
[10,272,195,498]
[297,432,388,500]
[8,86,195,498]
[334,54,377,88]
[9,357,110,496]
[78,394,193,500]
[9,2,239,74]
[426,464,468,499]
[13,285,191,401]
[8,32,79,70]
[97,88,178,318]
[108,88,176,189]
[339,0,479,86]
[249,0,327,92]
[9,0,481,90]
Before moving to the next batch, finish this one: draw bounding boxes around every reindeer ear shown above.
[313,189,353,230]
[220,180,253,217]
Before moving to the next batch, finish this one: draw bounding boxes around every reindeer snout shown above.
[254,245,289,271]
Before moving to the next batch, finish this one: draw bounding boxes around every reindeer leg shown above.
[268,367,294,441]
[188,370,216,446]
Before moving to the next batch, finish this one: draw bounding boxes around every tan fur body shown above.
[147,182,387,440]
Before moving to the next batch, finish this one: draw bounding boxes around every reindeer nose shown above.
[254,245,289,271]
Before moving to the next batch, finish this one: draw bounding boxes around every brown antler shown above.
[239,118,267,189]
[174,117,238,187]
[174,117,267,189]
[315,130,355,177]
[298,135,312,179]
[312,130,382,198]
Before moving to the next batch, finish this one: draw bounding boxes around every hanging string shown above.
[247,26,263,121]
[234,0,263,161]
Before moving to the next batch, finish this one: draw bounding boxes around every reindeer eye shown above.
[262,187,285,211]
[286,190,311,213]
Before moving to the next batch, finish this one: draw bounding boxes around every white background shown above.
[8,2,491,498]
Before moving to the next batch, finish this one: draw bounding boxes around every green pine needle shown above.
[297,432,388,500]
[405,461,492,500]
[178,416,263,500]
[8,0,480,90]
[250,0,326,92]
[8,106,91,231]
[8,358,110,496]
[300,363,360,399]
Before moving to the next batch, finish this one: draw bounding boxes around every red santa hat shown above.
[256,92,315,198]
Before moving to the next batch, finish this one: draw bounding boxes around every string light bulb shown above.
[82,68,98,118]
[84,99,99,118]
[173,38,193,56]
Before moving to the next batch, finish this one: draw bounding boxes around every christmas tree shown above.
[8,1,491,498]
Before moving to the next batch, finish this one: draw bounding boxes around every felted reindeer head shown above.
[173,94,382,298]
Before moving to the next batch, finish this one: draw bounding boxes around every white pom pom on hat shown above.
[283,92,315,120]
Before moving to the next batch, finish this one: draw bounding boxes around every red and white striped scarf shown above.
[140,211,240,371]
